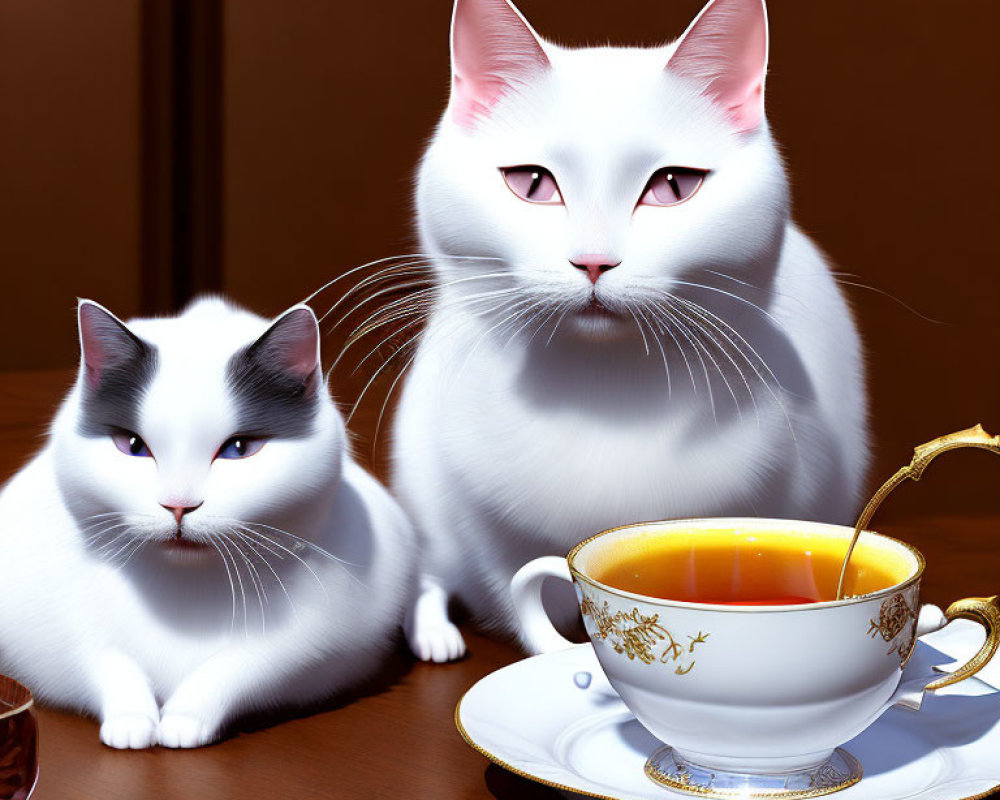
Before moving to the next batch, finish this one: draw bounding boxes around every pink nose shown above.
[571,254,621,284]
[161,503,203,525]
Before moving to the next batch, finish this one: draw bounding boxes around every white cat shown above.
[393,0,868,661]
[0,298,415,748]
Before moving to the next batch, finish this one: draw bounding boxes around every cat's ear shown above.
[449,0,550,128]
[666,0,769,133]
[78,299,150,389]
[254,305,321,390]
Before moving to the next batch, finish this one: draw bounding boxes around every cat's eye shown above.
[500,166,563,204]
[112,432,152,458]
[216,436,265,460]
[638,167,707,207]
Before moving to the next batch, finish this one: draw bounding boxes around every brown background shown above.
[1,0,999,517]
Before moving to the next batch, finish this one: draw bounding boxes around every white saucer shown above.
[456,622,1000,800]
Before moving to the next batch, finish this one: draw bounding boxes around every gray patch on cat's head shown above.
[226,306,320,439]
[77,300,159,437]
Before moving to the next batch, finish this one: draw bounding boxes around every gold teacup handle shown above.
[925,595,1000,690]
[836,423,1000,600]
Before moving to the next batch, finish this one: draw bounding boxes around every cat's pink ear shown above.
[78,299,147,389]
[449,0,550,128]
[666,0,769,133]
[258,306,321,387]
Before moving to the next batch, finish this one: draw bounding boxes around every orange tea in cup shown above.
[590,525,911,606]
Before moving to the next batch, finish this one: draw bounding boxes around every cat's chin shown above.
[564,306,632,341]
[155,538,217,566]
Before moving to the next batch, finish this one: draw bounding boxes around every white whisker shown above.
[228,528,301,623]
[544,301,573,347]
[215,535,249,638]
[670,297,760,405]
[669,294,797,443]
[667,302,746,423]
[226,532,267,635]
[627,307,651,356]
[302,252,505,308]
[114,537,149,571]
[230,524,334,598]
[669,278,785,331]
[660,302,718,422]
[208,538,238,634]
[637,298,697,396]
[634,304,671,399]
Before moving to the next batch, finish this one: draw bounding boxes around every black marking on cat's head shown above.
[77,300,159,437]
[226,306,321,439]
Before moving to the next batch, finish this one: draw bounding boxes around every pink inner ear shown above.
[78,302,116,388]
[273,308,320,382]
[666,0,768,133]
[450,0,549,127]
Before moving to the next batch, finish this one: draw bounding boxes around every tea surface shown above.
[589,528,911,605]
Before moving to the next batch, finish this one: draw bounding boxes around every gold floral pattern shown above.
[645,745,862,798]
[808,760,851,789]
[867,591,917,661]
[579,593,708,674]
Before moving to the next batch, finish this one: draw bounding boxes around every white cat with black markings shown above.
[0,298,415,748]
[393,0,868,661]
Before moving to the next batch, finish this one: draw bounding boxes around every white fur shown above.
[0,298,416,747]
[393,1,868,660]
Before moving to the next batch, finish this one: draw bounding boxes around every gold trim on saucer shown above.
[453,681,1000,800]
[959,788,1000,800]
[454,688,623,800]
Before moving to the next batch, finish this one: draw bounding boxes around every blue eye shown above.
[112,432,152,457]
[216,437,265,460]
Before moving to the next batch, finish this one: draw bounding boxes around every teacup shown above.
[512,517,999,799]
[0,674,37,800]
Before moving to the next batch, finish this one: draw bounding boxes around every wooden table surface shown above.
[1,370,998,800]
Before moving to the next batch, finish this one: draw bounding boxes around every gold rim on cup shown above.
[566,516,926,613]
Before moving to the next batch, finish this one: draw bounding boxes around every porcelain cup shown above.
[512,518,999,798]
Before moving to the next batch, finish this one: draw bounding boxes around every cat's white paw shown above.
[406,576,466,662]
[100,714,158,750]
[408,620,467,663]
[158,714,219,748]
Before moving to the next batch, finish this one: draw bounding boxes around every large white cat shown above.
[393,0,868,661]
[0,298,415,748]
